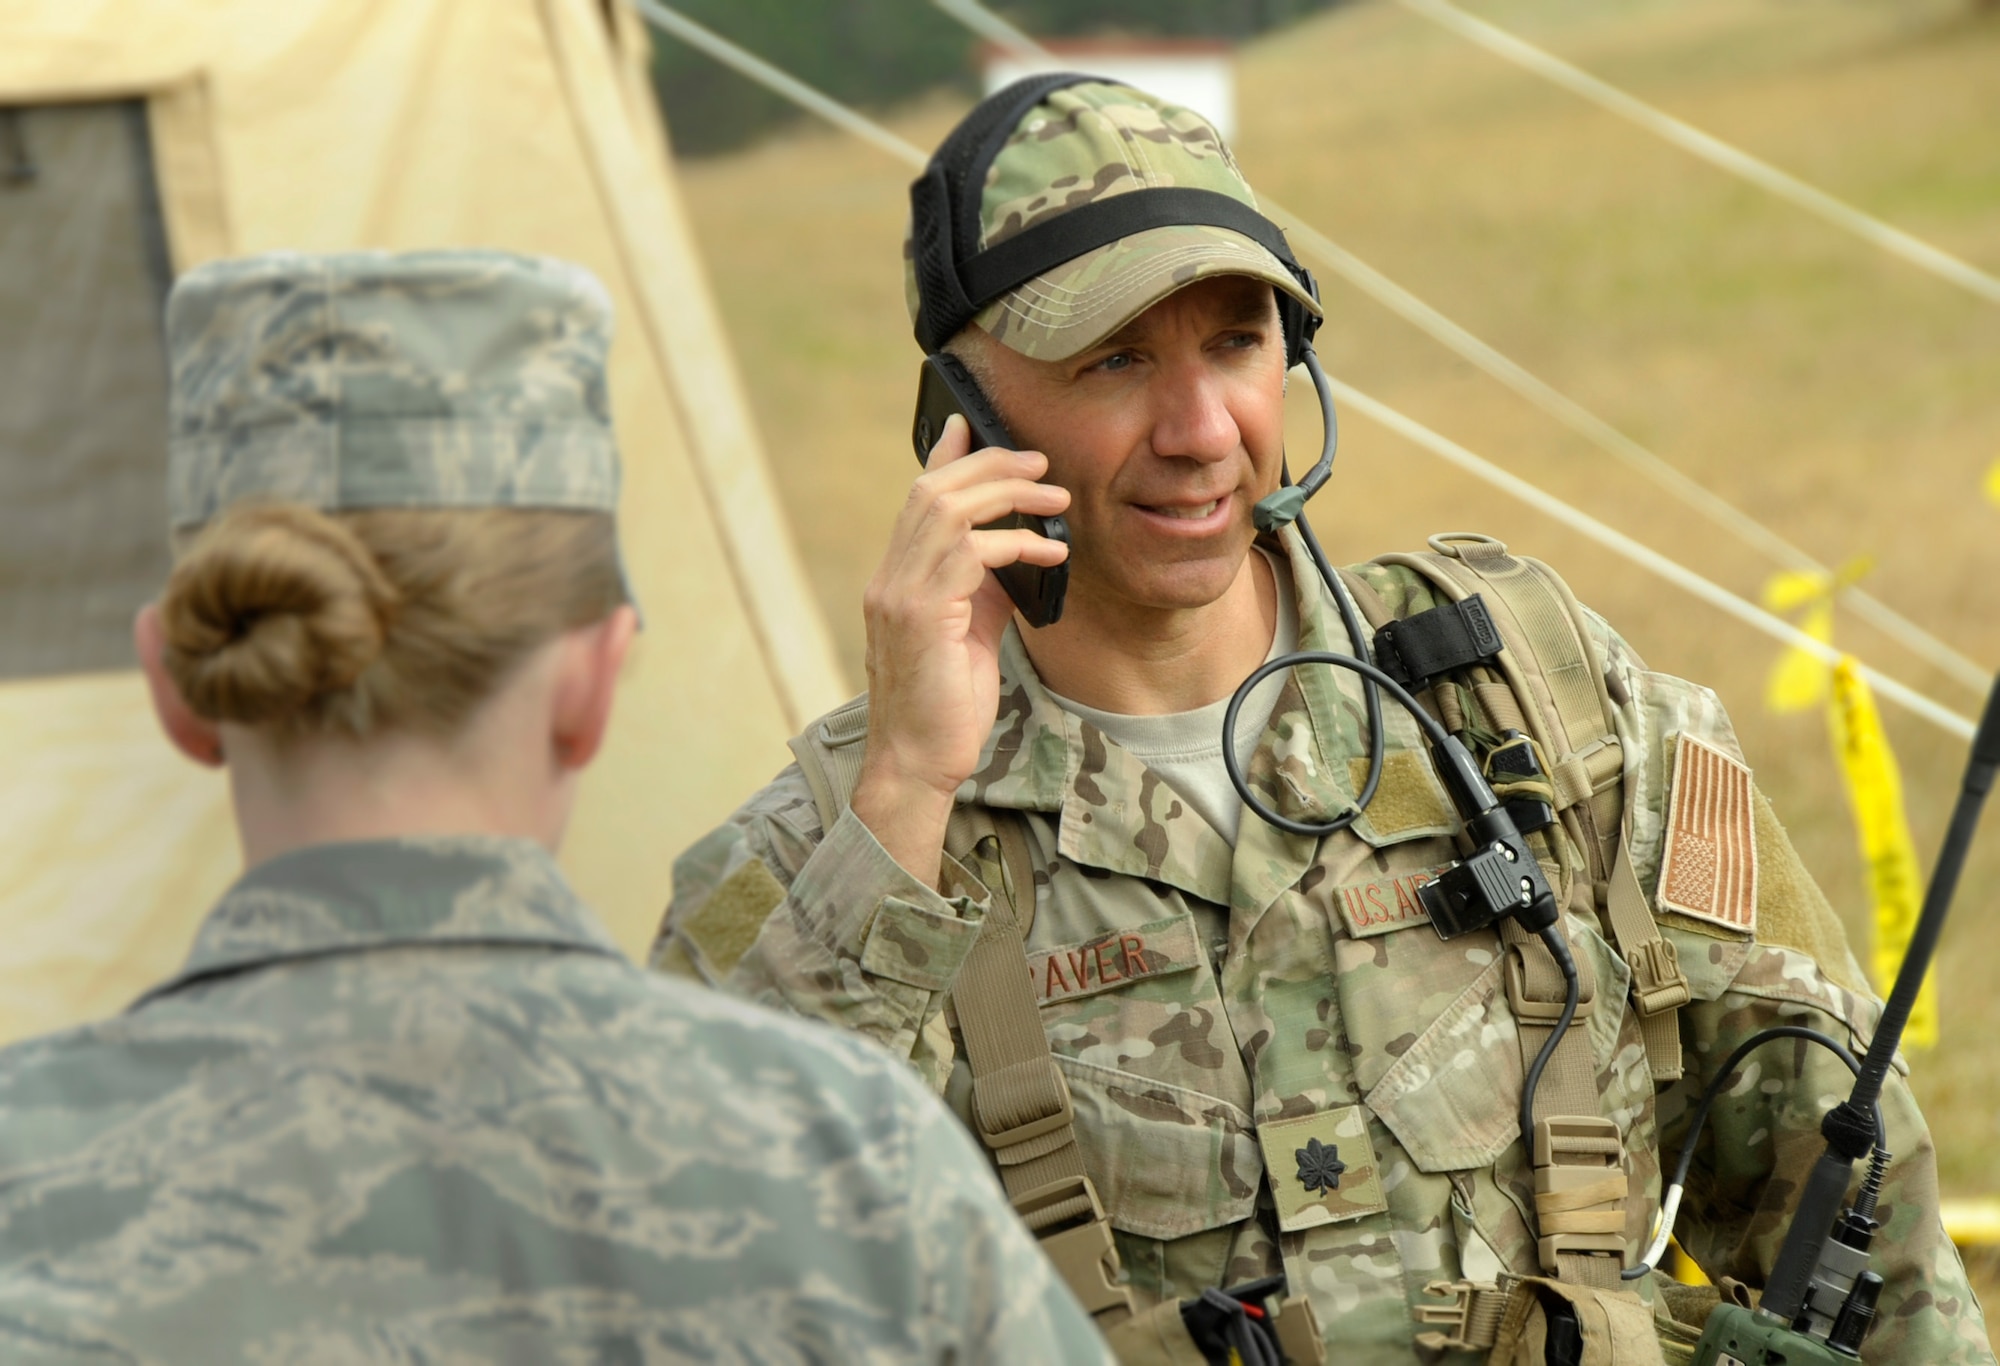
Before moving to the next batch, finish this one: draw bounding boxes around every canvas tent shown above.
[0,0,849,1045]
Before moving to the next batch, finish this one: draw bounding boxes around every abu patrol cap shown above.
[164,248,638,607]
[906,75,1324,364]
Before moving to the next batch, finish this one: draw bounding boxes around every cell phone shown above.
[911,353,1068,628]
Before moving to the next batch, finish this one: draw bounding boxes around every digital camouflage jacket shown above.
[654,530,1992,1364]
[0,836,1111,1365]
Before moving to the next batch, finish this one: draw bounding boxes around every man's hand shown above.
[851,414,1070,888]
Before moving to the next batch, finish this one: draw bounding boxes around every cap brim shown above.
[971,224,1323,362]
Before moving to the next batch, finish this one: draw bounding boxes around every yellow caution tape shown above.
[1827,659,1937,1049]
[1943,1199,2000,1247]
[1666,1236,1712,1286]
[1986,458,2000,508]
[1766,597,1834,713]
[1760,560,1871,715]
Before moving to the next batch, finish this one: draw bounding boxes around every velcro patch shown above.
[1347,750,1456,838]
[1333,863,1451,938]
[1026,915,1199,1007]
[680,857,787,977]
[1257,1104,1387,1232]
[1658,732,1758,936]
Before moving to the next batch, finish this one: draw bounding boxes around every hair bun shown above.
[160,503,399,725]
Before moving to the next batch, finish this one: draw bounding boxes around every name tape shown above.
[1026,915,1200,1006]
[1333,865,1448,939]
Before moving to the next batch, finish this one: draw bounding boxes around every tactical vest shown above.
[789,534,1702,1365]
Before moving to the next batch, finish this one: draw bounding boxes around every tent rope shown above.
[929,0,1992,696]
[632,0,927,168]
[1395,0,2000,311]
[1329,377,1975,741]
[633,0,1978,741]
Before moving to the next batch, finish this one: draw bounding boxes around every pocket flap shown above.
[1365,925,1635,1174]
[1056,1056,1261,1242]
[1365,958,1522,1173]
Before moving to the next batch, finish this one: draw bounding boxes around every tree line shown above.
[650,0,1346,156]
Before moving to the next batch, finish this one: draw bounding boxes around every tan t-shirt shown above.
[1046,549,1299,845]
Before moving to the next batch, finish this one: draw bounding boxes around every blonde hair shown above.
[160,502,625,737]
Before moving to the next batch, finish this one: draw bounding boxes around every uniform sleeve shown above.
[1590,611,1994,1363]
[1668,939,1993,1363]
[892,1066,1115,1366]
[650,762,990,1090]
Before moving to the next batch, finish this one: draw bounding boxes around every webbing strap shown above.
[1409,548,1618,816]
[1371,593,1504,690]
[1447,541,1618,813]
[787,710,1130,1320]
[950,845,1133,1321]
[1502,919,1600,1121]
[1605,838,1689,1082]
[1502,919,1627,1289]
[1378,540,1688,1082]
[954,888,1088,1214]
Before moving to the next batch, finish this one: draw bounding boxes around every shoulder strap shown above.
[786,694,871,834]
[785,701,1128,1323]
[1370,534,1689,1078]
[951,864,1132,1322]
[1373,535,1624,875]
[1367,535,1690,1294]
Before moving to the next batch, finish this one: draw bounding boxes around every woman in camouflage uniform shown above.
[0,250,1110,1364]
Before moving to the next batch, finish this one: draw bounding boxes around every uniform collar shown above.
[134,835,624,1008]
[958,527,1440,914]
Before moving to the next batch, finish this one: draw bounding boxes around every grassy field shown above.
[671,0,2000,1237]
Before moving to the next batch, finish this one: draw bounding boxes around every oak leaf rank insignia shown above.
[1295,1137,1346,1194]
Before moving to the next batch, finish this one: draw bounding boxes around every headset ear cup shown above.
[910,164,974,353]
[1281,265,1323,368]
[1288,264,1320,366]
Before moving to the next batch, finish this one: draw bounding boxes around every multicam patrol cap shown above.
[905,77,1323,362]
[166,250,623,531]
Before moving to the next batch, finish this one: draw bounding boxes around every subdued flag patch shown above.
[1658,732,1758,936]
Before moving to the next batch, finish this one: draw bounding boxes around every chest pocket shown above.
[1031,915,1263,1242]
[1359,915,1640,1173]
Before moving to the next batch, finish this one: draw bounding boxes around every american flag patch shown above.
[1657,733,1758,935]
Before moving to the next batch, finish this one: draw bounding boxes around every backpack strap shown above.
[786,701,1131,1323]
[1369,535,1690,1083]
[949,832,1130,1320]
[786,694,872,834]
[1364,535,1693,1292]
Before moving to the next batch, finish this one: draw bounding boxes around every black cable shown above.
[1520,922,1581,1152]
[1223,652,1460,837]
[1297,506,1387,819]
[1225,344,1388,835]
[1619,1024,1882,1281]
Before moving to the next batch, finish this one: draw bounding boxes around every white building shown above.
[982,39,1238,142]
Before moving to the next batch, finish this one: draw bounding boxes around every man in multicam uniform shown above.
[0,250,1112,1365]
[653,81,1993,1363]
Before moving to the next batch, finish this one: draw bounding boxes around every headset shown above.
[905,71,1381,817]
